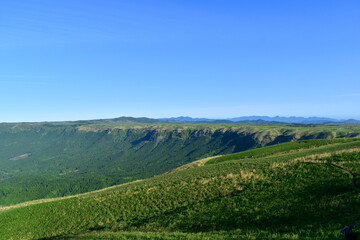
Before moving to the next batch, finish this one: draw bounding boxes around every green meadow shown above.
[1,138,359,239]
[1,120,359,205]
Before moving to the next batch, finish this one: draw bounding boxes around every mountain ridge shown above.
[1,120,360,205]
[3,115,360,125]
[160,116,360,124]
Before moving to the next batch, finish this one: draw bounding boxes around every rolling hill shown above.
[0,138,360,239]
[160,116,360,124]
[1,118,360,205]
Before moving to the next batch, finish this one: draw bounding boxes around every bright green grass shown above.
[1,139,360,239]
[67,230,338,240]
[67,231,242,240]
[206,138,359,165]
[2,122,359,206]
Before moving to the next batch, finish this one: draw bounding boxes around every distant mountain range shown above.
[3,116,360,125]
[160,116,360,124]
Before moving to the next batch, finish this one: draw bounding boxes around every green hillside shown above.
[1,138,360,239]
[1,120,359,205]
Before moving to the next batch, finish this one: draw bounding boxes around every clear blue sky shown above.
[1,0,359,122]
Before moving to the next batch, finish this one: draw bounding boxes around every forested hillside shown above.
[1,138,360,239]
[0,118,359,205]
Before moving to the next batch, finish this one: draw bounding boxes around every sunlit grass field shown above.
[1,121,359,206]
[0,138,359,239]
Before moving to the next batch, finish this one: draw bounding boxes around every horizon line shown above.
[1,115,360,124]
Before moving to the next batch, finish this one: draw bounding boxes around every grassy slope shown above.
[205,138,359,164]
[0,139,360,239]
[0,123,275,205]
[1,122,360,205]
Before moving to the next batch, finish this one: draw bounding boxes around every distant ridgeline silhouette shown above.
[159,116,360,124]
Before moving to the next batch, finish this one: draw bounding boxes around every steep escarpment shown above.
[0,121,359,205]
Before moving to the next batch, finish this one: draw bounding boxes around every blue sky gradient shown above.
[1,0,359,122]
